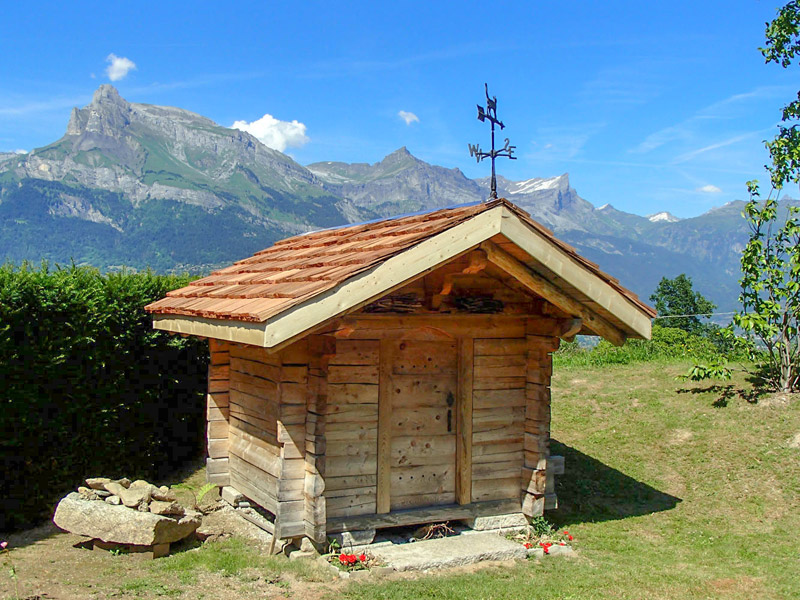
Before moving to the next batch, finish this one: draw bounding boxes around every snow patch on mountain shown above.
[647,211,681,223]
[508,173,568,195]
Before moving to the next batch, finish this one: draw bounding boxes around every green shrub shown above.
[554,324,730,368]
[0,262,209,530]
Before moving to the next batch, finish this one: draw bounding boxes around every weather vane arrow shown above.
[468,83,516,200]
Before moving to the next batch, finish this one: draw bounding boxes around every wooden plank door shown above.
[379,339,458,511]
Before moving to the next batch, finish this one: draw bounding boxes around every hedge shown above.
[0,263,209,531]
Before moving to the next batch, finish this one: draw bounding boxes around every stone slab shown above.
[54,492,200,546]
[369,532,526,572]
[463,512,528,531]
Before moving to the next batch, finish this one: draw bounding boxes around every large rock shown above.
[54,492,200,546]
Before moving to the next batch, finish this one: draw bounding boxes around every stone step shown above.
[369,532,526,571]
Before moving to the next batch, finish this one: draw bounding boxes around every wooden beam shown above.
[326,499,521,533]
[482,242,627,346]
[376,339,393,514]
[498,208,652,339]
[559,318,583,342]
[456,338,474,505]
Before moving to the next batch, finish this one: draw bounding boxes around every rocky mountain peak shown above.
[380,146,416,165]
[67,85,131,137]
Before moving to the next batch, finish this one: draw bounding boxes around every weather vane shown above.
[468,83,516,200]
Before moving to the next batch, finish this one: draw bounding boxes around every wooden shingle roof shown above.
[147,199,655,348]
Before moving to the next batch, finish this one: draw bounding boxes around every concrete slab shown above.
[369,532,527,572]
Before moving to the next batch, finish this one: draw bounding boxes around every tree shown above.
[733,2,800,392]
[684,3,800,392]
[649,274,716,335]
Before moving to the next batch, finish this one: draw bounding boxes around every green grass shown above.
[154,537,326,586]
[335,360,800,600]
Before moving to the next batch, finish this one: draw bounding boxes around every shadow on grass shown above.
[675,384,761,407]
[548,439,681,527]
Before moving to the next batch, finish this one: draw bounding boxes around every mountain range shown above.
[0,85,778,313]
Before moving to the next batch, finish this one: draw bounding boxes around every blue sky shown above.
[1,1,795,217]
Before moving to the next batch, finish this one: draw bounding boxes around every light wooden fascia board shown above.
[259,207,504,349]
[498,207,652,339]
[483,242,626,346]
[152,313,267,346]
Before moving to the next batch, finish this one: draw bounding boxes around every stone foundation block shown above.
[463,512,529,531]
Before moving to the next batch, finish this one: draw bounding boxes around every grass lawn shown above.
[2,359,798,599]
[336,360,800,600]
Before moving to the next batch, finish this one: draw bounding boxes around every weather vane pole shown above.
[468,83,516,200]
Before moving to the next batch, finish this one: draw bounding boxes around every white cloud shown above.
[398,110,419,126]
[231,114,309,152]
[696,184,722,193]
[105,54,136,82]
[13,149,27,154]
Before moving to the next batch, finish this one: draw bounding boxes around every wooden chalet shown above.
[145,198,655,548]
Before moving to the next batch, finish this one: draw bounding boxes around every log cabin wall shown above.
[522,326,559,517]
[322,339,380,521]
[225,343,283,516]
[206,339,231,486]
[213,341,309,540]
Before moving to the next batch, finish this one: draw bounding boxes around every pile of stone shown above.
[76,477,186,515]
[53,477,202,558]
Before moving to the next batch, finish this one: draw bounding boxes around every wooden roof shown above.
[147,199,655,348]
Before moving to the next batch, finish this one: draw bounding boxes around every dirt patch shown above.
[0,520,336,600]
[787,432,800,448]
[667,429,693,445]
[757,392,798,408]
[706,575,764,597]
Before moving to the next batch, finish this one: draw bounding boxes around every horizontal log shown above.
[328,365,380,384]
[230,371,279,399]
[473,338,527,356]
[472,376,526,391]
[229,416,279,448]
[325,474,377,492]
[207,405,230,421]
[326,454,377,478]
[340,315,526,340]
[205,457,229,475]
[207,438,228,459]
[326,440,377,458]
[473,388,526,409]
[208,379,229,393]
[207,391,229,409]
[281,365,308,384]
[330,339,380,365]
[207,420,228,440]
[474,364,526,379]
[230,343,280,365]
[391,491,456,511]
[231,357,281,383]
[326,499,521,533]
[327,383,379,405]
[471,478,521,502]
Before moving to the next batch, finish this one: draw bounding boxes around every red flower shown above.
[358,553,366,562]
[523,542,533,549]
[568,535,573,541]
[338,553,348,564]
[559,541,566,546]
[347,554,357,564]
